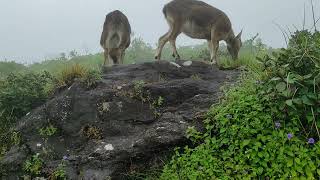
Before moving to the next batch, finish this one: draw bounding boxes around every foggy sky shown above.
[0,0,319,63]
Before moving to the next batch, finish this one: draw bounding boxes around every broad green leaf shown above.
[292,98,303,105]
[287,158,293,167]
[282,90,292,97]
[276,82,287,92]
[271,77,281,81]
[241,140,251,148]
[285,99,293,107]
[302,95,314,105]
[286,75,295,84]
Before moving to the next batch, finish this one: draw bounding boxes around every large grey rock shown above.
[0,60,238,179]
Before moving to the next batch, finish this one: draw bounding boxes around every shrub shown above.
[50,162,67,180]
[0,71,54,120]
[39,125,58,137]
[161,73,320,179]
[80,69,102,89]
[0,61,27,77]
[56,64,101,89]
[259,30,320,139]
[161,30,320,179]
[24,154,44,176]
[56,64,87,87]
[0,71,54,156]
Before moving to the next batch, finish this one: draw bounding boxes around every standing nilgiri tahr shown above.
[100,10,131,66]
[155,0,242,64]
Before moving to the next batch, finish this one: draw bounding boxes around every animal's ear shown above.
[236,30,243,39]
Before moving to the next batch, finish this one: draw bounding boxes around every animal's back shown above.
[163,0,232,35]
[100,10,131,49]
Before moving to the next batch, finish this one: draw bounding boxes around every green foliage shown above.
[28,54,102,74]
[50,162,67,180]
[259,30,320,139]
[39,125,57,137]
[1,36,271,77]
[0,61,27,77]
[190,74,202,81]
[152,96,164,108]
[81,69,102,89]
[56,64,87,87]
[125,37,154,64]
[0,130,21,156]
[161,73,320,179]
[161,30,320,179]
[55,64,101,89]
[0,71,54,156]
[132,80,146,100]
[0,71,53,120]
[24,154,43,176]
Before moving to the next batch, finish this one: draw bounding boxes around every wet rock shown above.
[1,60,238,179]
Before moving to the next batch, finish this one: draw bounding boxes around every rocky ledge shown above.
[1,60,238,179]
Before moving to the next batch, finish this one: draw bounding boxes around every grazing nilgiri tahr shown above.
[100,10,131,66]
[155,0,242,64]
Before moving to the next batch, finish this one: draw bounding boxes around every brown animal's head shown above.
[108,48,122,64]
[227,30,242,60]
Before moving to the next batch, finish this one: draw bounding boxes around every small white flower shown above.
[36,143,42,147]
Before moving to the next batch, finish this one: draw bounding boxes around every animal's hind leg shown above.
[169,35,180,60]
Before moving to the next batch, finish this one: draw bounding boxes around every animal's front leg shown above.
[108,54,114,66]
[211,41,219,65]
[207,40,213,62]
[120,50,125,64]
[103,49,108,66]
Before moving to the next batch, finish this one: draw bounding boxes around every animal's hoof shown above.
[172,53,175,58]
[209,61,217,65]
[155,56,159,60]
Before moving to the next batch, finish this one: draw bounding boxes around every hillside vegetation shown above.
[160,30,320,179]
[2,31,318,179]
[0,35,268,76]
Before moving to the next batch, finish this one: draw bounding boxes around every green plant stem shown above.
[311,107,320,139]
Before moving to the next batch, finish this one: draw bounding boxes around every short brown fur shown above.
[155,0,242,64]
[100,10,131,66]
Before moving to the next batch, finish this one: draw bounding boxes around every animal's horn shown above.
[236,29,243,38]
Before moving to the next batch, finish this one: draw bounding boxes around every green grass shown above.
[1,36,270,76]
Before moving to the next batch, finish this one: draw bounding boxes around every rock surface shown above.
[1,60,238,179]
